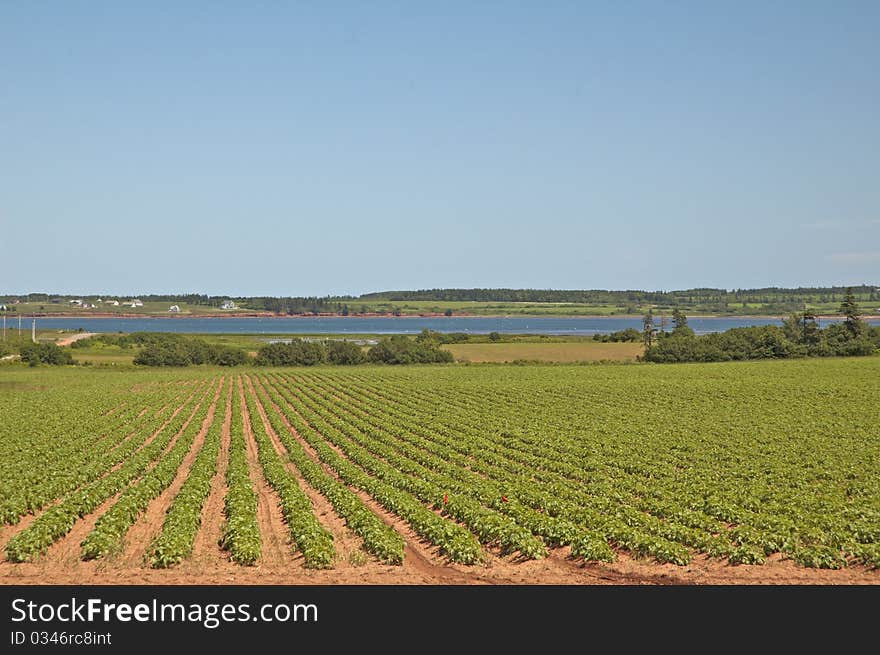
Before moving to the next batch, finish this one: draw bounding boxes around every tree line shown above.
[641,289,879,363]
[255,335,452,366]
[74,333,250,367]
[359,285,879,306]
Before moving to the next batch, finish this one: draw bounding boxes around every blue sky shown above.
[2,2,878,296]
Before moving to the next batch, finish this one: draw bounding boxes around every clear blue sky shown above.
[2,2,878,296]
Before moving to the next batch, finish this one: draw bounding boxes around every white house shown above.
[69,299,82,306]
[221,300,237,310]
[107,300,119,306]
[128,299,144,307]
[169,305,181,313]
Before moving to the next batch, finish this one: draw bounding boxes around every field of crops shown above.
[1,359,878,584]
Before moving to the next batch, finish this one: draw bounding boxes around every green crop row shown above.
[292,372,699,564]
[148,379,230,568]
[250,377,404,564]
[80,380,220,560]
[311,362,880,569]
[307,373,756,564]
[258,376,483,564]
[241,378,335,569]
[267,374,548,560]
[310,375,746,551]
[348,377,841,565]
[276,373,619,562]
[5,383,210,563]
[219,377,261,565]
[0,393,184,524]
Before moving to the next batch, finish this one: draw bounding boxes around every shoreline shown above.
[16,312,880,321]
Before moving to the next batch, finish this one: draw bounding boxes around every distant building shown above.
[107,300,119,306]
[169,305,181,313]
[69,299,82,306]
[128,299,144,307]
[221,300,237,310]
[0,305,6,311]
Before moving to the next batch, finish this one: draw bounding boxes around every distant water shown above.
[21,315,879,336]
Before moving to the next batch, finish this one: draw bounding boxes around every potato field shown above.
[1,359,878,584]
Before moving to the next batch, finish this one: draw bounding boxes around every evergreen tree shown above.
[839,288,863,338]
[801,308,819,345]
[671,309,694,336]
[783,310,819,346]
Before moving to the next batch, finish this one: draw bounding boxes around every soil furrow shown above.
[246,375,366,569]
[188,378,233,567]
[237,377,291,569]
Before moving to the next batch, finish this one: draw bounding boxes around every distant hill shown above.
[359,285,879,306]
[3,285,878,317]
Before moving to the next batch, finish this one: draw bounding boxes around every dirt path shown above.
[119,378,223,567]
[237,377,291,569]
[55,332,97,346]
[187,378,233,568]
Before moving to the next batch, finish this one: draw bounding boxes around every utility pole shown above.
[18,313,22,339]
[2,312,5,341]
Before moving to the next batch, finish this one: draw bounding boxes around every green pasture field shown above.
[1,328,63,343]
[6,297,877,317]
[360,300,628,316]
[1,358,878,580]
[70,353,137,365]
[5,301,243,316]
[1,329,73,358]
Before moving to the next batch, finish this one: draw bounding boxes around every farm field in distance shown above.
[64,334,643,366]
[1,359,878,585]
[444,341,642,362]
